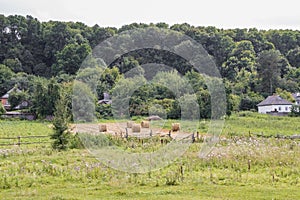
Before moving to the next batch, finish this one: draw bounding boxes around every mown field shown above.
[0,112,300,199]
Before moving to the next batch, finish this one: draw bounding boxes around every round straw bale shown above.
[171,123,180,132]
[141,120,150,128]
[147,115,162,121]
[99,124,107,132]
[127,121,133,128]
[132,124,141,133]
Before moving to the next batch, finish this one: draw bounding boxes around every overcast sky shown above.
[1,0,300,30]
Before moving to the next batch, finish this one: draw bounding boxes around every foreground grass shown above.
[3,181,300,200]
[0,137,299,199]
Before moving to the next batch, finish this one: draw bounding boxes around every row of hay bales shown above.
[99,121,180,133]
[127,121,180,133]
[127,121,150,133]
[126,121,148,128]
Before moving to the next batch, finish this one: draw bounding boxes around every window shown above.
[278,107,281,111]
[285,107,288,111]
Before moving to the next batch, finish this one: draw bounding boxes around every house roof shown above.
[1,87,21,99]
[97,99,112,104]
[257,95,292,106]
[97,92,112,104]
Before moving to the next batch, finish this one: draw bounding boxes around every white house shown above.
[257,94,293,114]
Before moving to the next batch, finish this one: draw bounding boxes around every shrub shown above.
[68,133,84,149]
[51,88,70,150]
[289,105,300,117]
[0,103,6,115]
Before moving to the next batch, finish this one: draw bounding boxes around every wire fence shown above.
[0,135,52,146]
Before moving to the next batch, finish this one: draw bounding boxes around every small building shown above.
[1,111,36,120]
[97,92,112,105]
[257,94,292,115]
[0,87,28,110]
[1,88,21,110]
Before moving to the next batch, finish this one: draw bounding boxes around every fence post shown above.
[192,132,195,143]
[125,128,128,139]
[17,136,21,146]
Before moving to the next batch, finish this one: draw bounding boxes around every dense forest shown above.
[1,14,300,120]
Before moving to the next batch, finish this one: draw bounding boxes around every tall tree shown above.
[287,47,300,68]
[31,78,60,118]
[53,34,92,75]
[257,49,282,95]
[52,84,71,150]
[222,40,256,80]
[0,64,14,96]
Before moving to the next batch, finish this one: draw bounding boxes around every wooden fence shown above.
[1,132,298,147]
[0,135,51,146]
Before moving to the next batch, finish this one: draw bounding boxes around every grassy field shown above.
[152,111,300,136]
[0,113,300,199]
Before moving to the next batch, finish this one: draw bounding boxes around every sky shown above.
[1,0,300,30]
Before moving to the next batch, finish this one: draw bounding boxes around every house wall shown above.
[1,98,8,106]
[258,105,292,114]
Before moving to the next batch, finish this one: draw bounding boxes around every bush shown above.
[239,92,264,111]
[68,133,84,149]
[0,103,6,115]
[51,88,70,150]
[289,105,300,117]
[238,111,255,117]
[96,103,113,119]
[52,131,70,150]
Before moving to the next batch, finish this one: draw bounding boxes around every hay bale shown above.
[171,123,180,132]
[147,115,162,121]
[141,121,150,128]
[99,124,107,132]
[127,121,133,128]
[132,124,141,133]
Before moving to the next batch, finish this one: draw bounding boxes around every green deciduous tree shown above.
[257,49,283,95]
[275,88,294,102]
[3,58,22,73]
[0,64,15,96]
[287,47,300,68]
[111,76,146,118]
[96,67,122,99]
[53,40,92,75]
[222,40,257,81]
[8,89,28,109]
[239,92,264,111]
[31,78,60,118]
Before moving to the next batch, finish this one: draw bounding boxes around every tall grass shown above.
[0,115,300,199]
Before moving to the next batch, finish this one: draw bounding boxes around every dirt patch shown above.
[75,122,192,139]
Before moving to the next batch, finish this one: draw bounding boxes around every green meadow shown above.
[0,112,300,199]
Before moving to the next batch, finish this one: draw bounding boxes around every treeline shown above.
[1,14,300,119]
